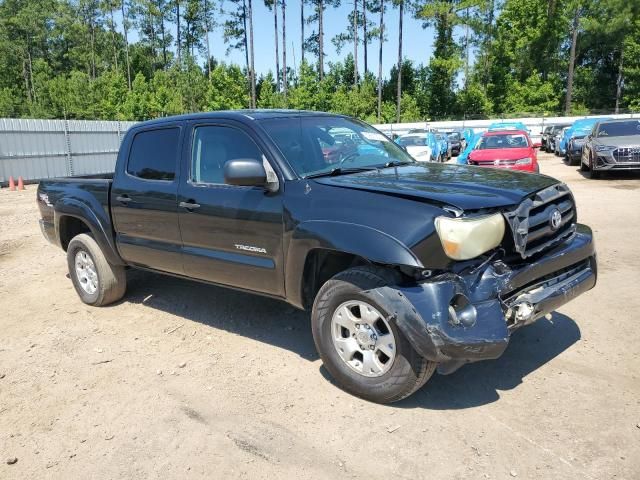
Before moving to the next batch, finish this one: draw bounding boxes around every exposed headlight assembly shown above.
[435,213,506,260]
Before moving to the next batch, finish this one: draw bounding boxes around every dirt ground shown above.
[1,153,639,479]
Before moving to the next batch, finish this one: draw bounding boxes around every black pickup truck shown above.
[37,110,597,403]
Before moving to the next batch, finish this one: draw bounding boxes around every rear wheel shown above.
[67,233,126,306]
[311,266,436,403]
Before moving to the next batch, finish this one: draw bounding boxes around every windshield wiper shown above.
[304,166,379,179]
[383,160,414,168]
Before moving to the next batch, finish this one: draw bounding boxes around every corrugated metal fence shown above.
[0,118,137,184]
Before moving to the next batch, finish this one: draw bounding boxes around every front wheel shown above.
[583,154,600,179]
[311,266,436,403]
[67,233,126,306]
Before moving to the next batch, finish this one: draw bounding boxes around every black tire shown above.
[67,233,126,306]
[311,266,436,403]
[584,155,600,179]
[580,156,588,172]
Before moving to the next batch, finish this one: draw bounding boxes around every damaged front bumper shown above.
[364,224,596,374]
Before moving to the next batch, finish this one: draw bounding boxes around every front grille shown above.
[504,184,576,258]
[474,159,517,166]
[613,146,640,163]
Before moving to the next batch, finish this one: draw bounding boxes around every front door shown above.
[177,122,285,296]
[111,125,184,275]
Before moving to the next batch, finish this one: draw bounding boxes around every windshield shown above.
[476,133,529,149]
[259,116,414,177]
[447,132,461,141]
[596,120,640,137]
[397,136,427,146]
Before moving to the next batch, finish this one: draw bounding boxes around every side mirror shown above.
[532,142,542,149]
[224,158,267,187]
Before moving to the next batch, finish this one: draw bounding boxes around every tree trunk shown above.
[565,7,579,115]
[377,0,383,121]
[272,0,281,89]
[248,0,257,107]
[464,7,469,86]
[27,47,37,102]
[353,0,358,86]
[204,0,212,77]
[157,1,168,68]
[122,0,132,90]
[176,0,182,66]
[301,0,304,65]
[396,0,403,123]
[242,0,251,92]
[110,7,118,70]
[149,9,157,61]
[318,0,324,79]
[363,0,368,75]
[615,48,624,113]
[282,0,288,98]
[482,0,494,88]
[23,58,32,103]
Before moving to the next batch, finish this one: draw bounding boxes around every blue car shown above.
[559,117,612,156]
[457,131,483,164]
[434,133,450,160]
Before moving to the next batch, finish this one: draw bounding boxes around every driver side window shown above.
[191,126,264,185]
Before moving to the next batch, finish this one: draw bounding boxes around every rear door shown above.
[111,125,184,274]
[177,120,285,296]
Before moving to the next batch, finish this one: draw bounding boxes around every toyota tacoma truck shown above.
[37,110,597,404]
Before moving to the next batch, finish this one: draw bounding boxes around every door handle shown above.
[116,195,132,204]
[179,201,201,210]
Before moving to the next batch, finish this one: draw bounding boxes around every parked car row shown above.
[393,117,639,179]
[542,117,640,179]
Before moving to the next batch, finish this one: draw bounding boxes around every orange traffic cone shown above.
[8,176,15,191]
[17,176,25,190]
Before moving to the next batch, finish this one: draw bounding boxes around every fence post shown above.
[64,119,74,176]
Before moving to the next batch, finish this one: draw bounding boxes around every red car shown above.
[468,130,540,172]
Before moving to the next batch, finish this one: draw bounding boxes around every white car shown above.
[395,134,434,162]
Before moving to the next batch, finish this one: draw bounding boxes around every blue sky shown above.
[207,1,440,79]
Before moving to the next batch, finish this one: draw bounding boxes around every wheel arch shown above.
[54,198,124,266]
[285,220,423,310]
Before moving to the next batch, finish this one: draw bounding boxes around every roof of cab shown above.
[133,109,343,128]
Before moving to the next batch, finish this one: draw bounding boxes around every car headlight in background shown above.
[435,213,506,260]
[514,157,532,165]
[595,145,616,152]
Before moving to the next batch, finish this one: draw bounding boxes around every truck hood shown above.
[312,163,558,210]
[469,148,531,161]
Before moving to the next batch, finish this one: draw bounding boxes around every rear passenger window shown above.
[127,128,180,181]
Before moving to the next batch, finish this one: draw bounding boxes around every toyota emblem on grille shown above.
[549,209,562,231]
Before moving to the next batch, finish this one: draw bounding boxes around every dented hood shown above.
[312,163,558,210]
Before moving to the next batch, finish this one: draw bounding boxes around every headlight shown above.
[595,145,616,152]
[515,157,532,165]
[435,213,505,260]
